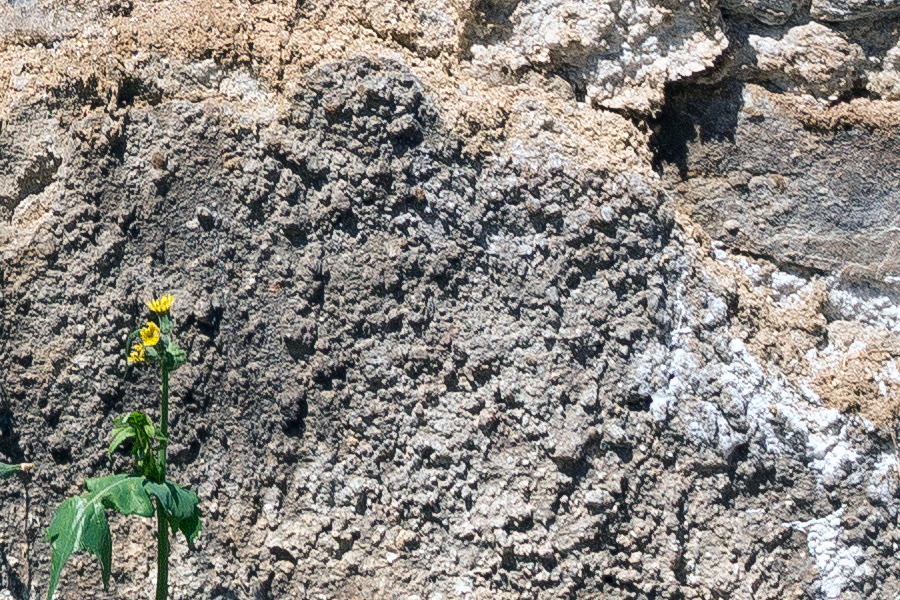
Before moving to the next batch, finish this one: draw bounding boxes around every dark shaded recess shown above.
[285,335,315,360]
[170,439,202,467]
[49,445,72,465]
[282,223,308,247]
[559,68,588,102]
[197,304,225,338]
[312,361,347,391]
[210,585,241,600]
[0,405,25,463]
[49,73,106,110]
[553,452,592,480]
[460,0,520,59]
[269,547,298,565]
[624,393,652,412]
[388,117,425,152]
[671,490,690,585]
[116,75,163,108]
[335,208,359,236]
[268,149,328,192]
[728,440,751,465]
[281,390,309,438]
[109,113,129,163]
[499,546,517,571]
[611,444,634,464]
[650,80,745,176]
[14,154,62,204]
[106,0,133,17]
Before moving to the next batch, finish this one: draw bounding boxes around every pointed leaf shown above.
[107,426,135,456]
[46,495,112,600]
[0,462,22,479]
[145,480,202,543]
[125,328,139,350]
[46,474,154,600]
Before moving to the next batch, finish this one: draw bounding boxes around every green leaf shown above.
[145,481,202,543]
[108,424,135,456]
[86,475,155,517]
[0,462,23,479]
[45,474,153,600]
[46,473,201,600]
[124,329,141,356]
[46,496,111,600]
[163,342,187,372]
[108,412,166,480]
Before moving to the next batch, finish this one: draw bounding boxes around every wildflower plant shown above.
[45,294,200,600]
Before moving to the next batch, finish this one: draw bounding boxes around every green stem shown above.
[159,367,169,475]
[156,367,170,600]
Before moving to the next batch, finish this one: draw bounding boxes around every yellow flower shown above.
[140,321,161,346]
[127,344,145,364]
[147,294,174,314]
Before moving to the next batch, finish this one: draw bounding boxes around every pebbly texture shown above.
[2,2,900,600]
[0,54,680,600]
[466,0,729,113]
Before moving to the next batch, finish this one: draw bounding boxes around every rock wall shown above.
[1,2,900,600]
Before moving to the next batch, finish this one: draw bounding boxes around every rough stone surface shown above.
[1,2,900,600]
[721,0,804,25]
[811,0,900,21]
[657,82,900,277]
[746,23,868,97]
[468,0,729,113]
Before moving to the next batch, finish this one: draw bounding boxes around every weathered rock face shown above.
[721,0,804,25]
[467,0,729,113]
[811,0,900,21]
[657,81,900,277]
[1,2,900,600]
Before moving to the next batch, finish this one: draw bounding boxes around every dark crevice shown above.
[649,79,744,177]
[727,245,830,279]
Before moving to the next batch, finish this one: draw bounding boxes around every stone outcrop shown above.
[1,2,900,600]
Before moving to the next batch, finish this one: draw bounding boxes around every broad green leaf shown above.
[0,462,22,479]
[46,496,111,600]
[145,481,202,543]
[46,473,201,599]
[46,474,153,600]
[86,475,155,517]
[108,412,164,457]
